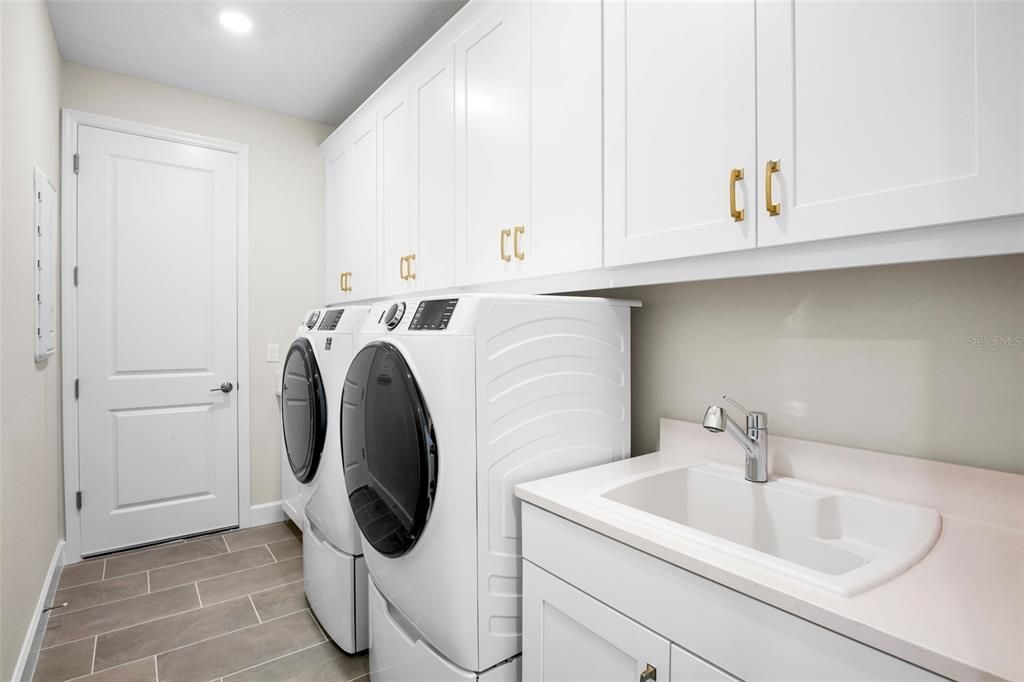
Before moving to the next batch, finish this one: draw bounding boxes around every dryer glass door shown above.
[281,337,327,484]
[341,341,437,557]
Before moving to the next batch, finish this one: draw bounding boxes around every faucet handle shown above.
[723,395,766,430]
[722,394,752,416]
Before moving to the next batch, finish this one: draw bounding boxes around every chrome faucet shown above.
[702,395,768,483]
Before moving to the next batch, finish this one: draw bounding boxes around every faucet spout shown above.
[702,399,769,483]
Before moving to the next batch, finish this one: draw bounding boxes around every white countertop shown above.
[516,420,1024,682]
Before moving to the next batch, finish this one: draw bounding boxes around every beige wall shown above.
[611,254,1024,474]
[0,1,63,678]
[61,62,333,506]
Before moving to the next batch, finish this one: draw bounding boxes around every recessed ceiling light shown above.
[219,10,253,35]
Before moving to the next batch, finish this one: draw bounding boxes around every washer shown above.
[281,305,369,653]
[341,294,631,679]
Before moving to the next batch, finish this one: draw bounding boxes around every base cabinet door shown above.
[756,0,1024,246]
[669,646,736,682]
[523,561,670,682]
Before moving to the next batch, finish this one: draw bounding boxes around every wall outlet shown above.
[266,343,280,362]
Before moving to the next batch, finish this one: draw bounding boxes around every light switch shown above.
[266,343,280,362]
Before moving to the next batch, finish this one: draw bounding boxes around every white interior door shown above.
[76,124,240,555]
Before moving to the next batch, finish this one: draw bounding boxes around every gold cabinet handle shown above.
[399,256,408,281]
[500,228,512,262]
[406,253,416,280]
[765,159,781,216]
[340,271,352,292]
[513,225,525,260]
[729,168,745,222]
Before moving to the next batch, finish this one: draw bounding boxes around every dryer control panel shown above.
[317,309,344,331]
[408,299,458,331]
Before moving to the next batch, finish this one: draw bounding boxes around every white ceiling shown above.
[47,0,467,125]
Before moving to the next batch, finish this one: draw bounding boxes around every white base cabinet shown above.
[521,504,945,682]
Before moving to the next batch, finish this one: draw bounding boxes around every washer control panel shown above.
[317,309,344,331]
[304,310,321,329]
[384,302,407,330]
[408,299,459,331]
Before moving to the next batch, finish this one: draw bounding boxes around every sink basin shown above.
[595,463,941,596]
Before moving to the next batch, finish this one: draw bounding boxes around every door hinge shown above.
[73,266,79,286]
[38,191,42,201]
[75,490,82,510]
[73,153,80,174]
[74,378,79,399]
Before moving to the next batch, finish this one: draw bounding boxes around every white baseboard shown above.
[14,539,65,682]
[248,500,284,527]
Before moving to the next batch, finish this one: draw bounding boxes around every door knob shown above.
[211,381,234,393]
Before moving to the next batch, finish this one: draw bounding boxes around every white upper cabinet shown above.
[526,0,603,277]
[455,0,603,286]
[410,45,457,292]
[324,140,351,302]
[378,79,414,297]
[756,0,1024,246]
[454,1,530,285]
[324,110,378,303]
[604,0,757,266]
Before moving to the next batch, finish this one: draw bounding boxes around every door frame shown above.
[60,109,252,562]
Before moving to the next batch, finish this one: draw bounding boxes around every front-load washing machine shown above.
[341,294,632,680]
[281,305,369,653]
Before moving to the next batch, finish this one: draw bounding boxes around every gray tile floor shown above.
[35,522,369,682]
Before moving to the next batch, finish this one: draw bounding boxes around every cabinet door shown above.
[324,142,353,302]
[670,645,736,682]
[525,0,602,277]
[454,1,530,285]
[757,0,1024,246]
[410,45,456,292]
[604,0,757,267]
[523,561,670,682]
[348,113,378,300]
[378,82,414,297]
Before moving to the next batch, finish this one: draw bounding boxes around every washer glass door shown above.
[281,337,327,484]
[341,341,437,557]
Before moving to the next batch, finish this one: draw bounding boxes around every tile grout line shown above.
[248,594,261,623]
[195,581,203,608]
[217,637,330,682]
[122,606,319,664]
[147,570,151,594]
[144,545,280,591]
[154,655,160,682]
[49,579,182,618]
[44,572,303,654]
[90,636,97,674]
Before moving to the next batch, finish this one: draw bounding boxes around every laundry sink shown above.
[595,463,941,596]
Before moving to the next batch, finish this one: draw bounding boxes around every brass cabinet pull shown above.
[399,256,408,281]
[340,271,352,292]
[500,228,512,262]
[406,253,416,280]
[639,663,657,682]
[513,225,525,260]
[765,159,781,216]
[729,168,745,222]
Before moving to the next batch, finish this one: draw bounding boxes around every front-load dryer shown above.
[341,294,632,680]
[281,305,369,653]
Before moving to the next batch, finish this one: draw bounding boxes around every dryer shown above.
[341,294,632,680]
[281,305,369,653]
